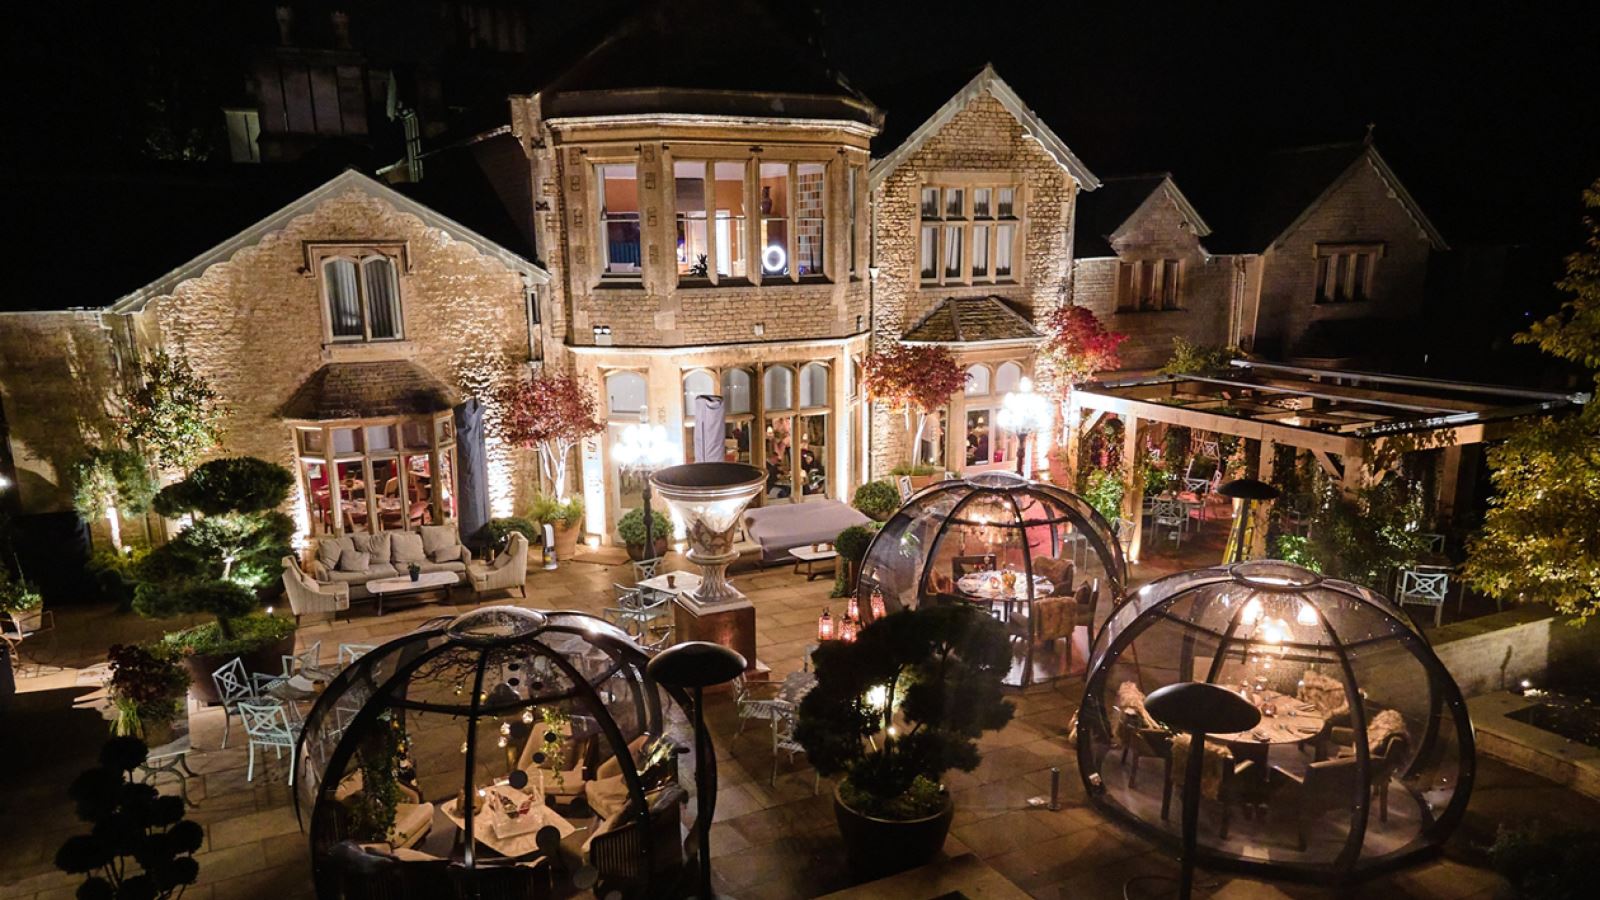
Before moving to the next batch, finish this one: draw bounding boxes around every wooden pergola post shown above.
[1062,391,1082,488]
[1249,437,1277,560]
[1121,414,1145,564]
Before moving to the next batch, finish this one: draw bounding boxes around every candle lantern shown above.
[817,608,835,642]
[839,616,859,643]
[845,595,860,621]
[869,588,887,621]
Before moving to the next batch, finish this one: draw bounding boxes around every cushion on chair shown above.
[1033,557,1075,595]
[1298,670,1350,720]
[390,532,426,564]
[390,802,434,849]
[337,548,372,573]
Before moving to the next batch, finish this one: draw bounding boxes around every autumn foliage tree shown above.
[1037,304,1127,391]
[863,342,968,467]
[496,371,604,499]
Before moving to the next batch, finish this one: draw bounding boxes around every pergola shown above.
[1063,361,1590,561]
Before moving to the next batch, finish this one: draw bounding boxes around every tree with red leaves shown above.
[1038,304,1127,392]
[495,371,603,499]
[863,342,968,467]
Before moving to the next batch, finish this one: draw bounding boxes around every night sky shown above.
[4,1,1596,309]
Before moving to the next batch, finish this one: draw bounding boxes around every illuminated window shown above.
[291,414,454,535]
[1315,243,1383,304]
[597,163,641,279]
[920,180,1020,287]
[320,253,402,342]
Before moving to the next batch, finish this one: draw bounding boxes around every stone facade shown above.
[869,88,1079,476]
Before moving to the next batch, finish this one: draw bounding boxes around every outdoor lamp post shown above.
[996,376,1052,478]
[612,407,675,558]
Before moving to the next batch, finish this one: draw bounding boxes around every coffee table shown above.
[790,544,838,581]
[365,571,459,616]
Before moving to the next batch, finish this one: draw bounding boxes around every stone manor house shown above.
[0,8,1448,550]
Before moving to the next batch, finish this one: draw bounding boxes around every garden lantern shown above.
[845,595,860,621]
[839,617,859,643]
[869,588,887,622]
[817,609,835,642]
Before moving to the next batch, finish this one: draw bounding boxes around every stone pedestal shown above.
[673,598,766,682]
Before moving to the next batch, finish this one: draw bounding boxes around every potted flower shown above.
[529,494,585,559]
[0,569,45,633]
[106,643,190,747]
[796,605,1014,878]
[407,562,422,583]
[850,480,901,522]
[617,508,671,561]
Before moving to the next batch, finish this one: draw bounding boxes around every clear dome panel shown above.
[1078,562,1474,882]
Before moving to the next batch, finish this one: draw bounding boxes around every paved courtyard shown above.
[1,546,1585,900]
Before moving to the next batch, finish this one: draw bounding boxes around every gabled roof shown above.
[1073,174,1212,258]
[280,360,459,421]
[901,296,1043,345]
[870,64,1099,191]
[109,169,547,314]
[1187,141,1447,255]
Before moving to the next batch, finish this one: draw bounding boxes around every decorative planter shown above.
[179,633,296,705]
[625,537,669,562]
[650,463,765,609]
[140,715,180,749]
[832,784,954,879]
[551,522,581,559]
[907,473,939,491]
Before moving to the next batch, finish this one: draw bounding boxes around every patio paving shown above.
[1,546,1585,899]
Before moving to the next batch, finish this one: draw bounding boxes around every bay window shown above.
[292,413,456,535]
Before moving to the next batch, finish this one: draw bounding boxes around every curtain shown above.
[363,257,400,338]
[324,259,362,337]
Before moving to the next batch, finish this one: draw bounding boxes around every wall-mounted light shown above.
[593,325,613,347]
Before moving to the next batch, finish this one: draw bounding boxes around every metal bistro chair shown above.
[733,673,787,746]
[771,700,817,792]
[239,702,303,784]
[211,657,284,749]
[1397,565,1452,627]
[1151,497,1187,551]
[338,643,376,669]
[282,640,337,682]
[632,557,664,584]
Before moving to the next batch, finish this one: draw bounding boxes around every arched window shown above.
[322,255,402,342]
[605,371,648,420]
[683,369,716,415]
[965,364,991,396]
[995,361,1023,395]
[722,368,753,415]
[764,365,794,411]
[799,362,829,409]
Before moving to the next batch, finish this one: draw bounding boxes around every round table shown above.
[956,571,1054,602]
[1212,688,1324,745]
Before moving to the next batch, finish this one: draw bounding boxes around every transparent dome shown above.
[1076,561,1474,882]
[855,472,1127,686]
[295,607,696,899]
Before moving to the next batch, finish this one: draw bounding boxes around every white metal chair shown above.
[771,700,817,792]
[282,640,336,682]
[1151,498,1187,550]
[732,674,786,746]
[1397,565,1452,627]
[211,657,282,749]
[1418,532,1447,555]
[239,702,302,784]
[605,592,672,638]
[338,643,376,668]
[632,557,663,583]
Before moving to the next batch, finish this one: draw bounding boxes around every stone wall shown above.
[1072,190,1238,371]
[0,311,126,513]
[869,89,1077,476]
[1255,159,1435,358]
[135,188,536,532]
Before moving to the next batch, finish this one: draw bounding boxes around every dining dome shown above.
[853,472,1126,685]
[294,606,695,899]
[1076,561,1474,882]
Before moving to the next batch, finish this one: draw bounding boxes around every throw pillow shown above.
[390,531,426,564]
[351,532,392,563]
[420,524,459,559]
[337,548,371,573]
[428,545,459,564]
[316,537,351,570]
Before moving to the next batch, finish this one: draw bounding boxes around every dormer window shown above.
[320,251,403,342]
[1315,242,1383,303]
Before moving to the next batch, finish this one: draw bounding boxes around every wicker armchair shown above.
[467,533,529,599]
[587,786,688,892]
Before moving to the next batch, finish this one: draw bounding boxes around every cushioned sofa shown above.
[311,524,471,601]
[743,500,870,564]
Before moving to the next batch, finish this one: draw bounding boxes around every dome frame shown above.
[855,472,1128,686]
[294,607,697,897]
[1076,561,1475,884]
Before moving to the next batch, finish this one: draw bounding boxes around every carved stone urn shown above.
[649,463,765,610]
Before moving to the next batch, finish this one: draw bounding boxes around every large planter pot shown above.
[907,473,938,491]
[179,633,297,705]
[625,537,669,562]
[551,522,582,559]
[832,783,954,879]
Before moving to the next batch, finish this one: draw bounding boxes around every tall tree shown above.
[495,371,603,499]
[71,447,158,552]
[863,342,968,468]
[118,352,226,473]
[1464,180,1600,620]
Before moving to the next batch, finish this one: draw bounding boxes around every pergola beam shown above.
[1074,390,1364,457]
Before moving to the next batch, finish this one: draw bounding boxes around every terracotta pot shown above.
[625,537,670,562]
[551,522,582,558]
[907,473,939,490]
[832,783,954,879]
[179,633,297,705]
[140,715,178,749]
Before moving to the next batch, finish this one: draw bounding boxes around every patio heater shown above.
[1217,477,1280,564]
[646,641,747,900]
[613,407,675,558]
[996,376,1052,478]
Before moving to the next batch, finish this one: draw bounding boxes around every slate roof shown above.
[280,360,459,421]
[537,0,878,127]
[901,296,1042,344]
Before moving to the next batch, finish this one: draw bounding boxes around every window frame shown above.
[308,243,407,345]
[595,161,643,283]
[1314,242,1385,304]
[1115,258,1185,312]
[290,411,455,536]
[917,177,1023,288]
[676,361,834,504]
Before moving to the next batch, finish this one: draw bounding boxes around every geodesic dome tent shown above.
[854,472,1127,686]
[294,607,696,899]
[1076,561,1474,882]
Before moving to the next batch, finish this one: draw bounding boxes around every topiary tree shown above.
[495,371,603,499]
[863,342,968,469]
[71,447,159,552]
[830,522,881,598]
[55,737,203,899]
[150,456,291,518]
[850,480,900,521]
[796,605,1014,820]
[117,351,226,473]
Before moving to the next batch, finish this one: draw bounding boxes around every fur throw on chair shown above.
[1297,670,1350,720]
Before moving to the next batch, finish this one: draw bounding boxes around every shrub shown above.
[151,457,292,518]
[117,349,227,473]
[796,605,1014,820]
[830,523,882,598]
[1158,336,1243,377]
[87,547,150,609]
[55,737,203,899]
[0,569,43,615]
[851,481,900,521]
[477,516,539,553]
[136,580,259,640]
[160,612,295,658]
[106,644,189,736]
[1488,822,1600,900]
[889,463,940,477]
[528,493,584,529]
[1083,468,1124,523]
[617,508,671,548]
[1273,534,1319,572]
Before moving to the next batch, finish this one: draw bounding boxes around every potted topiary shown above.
[831,523,881,598]
[796,605,1014,878]
[106,643,190,748]
[617,507,671,561]
[529,494,585,558]
[851,480,901,522]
